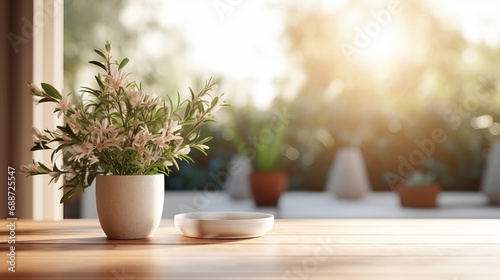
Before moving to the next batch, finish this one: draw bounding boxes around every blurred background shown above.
[64,0,500,193]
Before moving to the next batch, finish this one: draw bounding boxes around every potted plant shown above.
[231,105,290,207]
[324,145,371,199]
[481,139,500,205]
[395,170,442,208]
[321,119,372,199]
[20,42,225,239]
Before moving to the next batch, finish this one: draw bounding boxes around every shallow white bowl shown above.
[174,212,274,239]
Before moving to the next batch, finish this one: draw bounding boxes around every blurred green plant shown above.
[229,105,290,171]
[404,158,448,187]
[63,0,500,192]
[281,1,500,190]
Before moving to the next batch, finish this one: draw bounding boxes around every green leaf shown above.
[81,86,100,96]
[146,168,160,175]
[211,96,219,107]
[37,97,57,104]
[189,87,195,100]
[192,145,208,156]
[197,102,204,114]
[184,103,191,119]
[58,123,78,140]
[37,162,52,172]
[118,57,129,70]
[30,143,45,151]
[206,77,213,89]
[199,136,213,143]
[94,49,107,60]
[54,143,72,154]
[60,188,77,204]
[157,168,169,176]
[88,60,107,71]
[166,95,174,112]
[41,83,61,99]
[202,119,217,124]
[105,41,111,52]
[95,74,105,90]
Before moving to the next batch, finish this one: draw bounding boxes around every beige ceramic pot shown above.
[96,174,164,239]
[325,147,371,199]
[481,140,500,205]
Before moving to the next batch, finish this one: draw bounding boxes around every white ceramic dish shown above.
[174,212,274,239]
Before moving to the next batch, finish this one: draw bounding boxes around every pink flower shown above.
[20,163,47,175]
[57,130,73,144]
[93,135,123,152]
[103,68,128,92]
[32,127,43,142]
[129,90,145,109]
[177,146,191,156]
[97,47,109,58]
[28,82,43,97]
[68,142,95,163]
[155,121,183,148]
[145,94,162,109]
[56,96,69,118]
[88,155,99,165]
[140,126,154,142]
[49,172,62,183]
[134,143,147,156]
[67,117,82,134]
[195,144,209,150]
[159,120,182,135]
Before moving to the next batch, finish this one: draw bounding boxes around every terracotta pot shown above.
[250,171,288,207]
[396,183,441,208]
[96,174,164,239]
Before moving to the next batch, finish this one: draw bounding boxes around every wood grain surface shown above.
[1,219,499,279]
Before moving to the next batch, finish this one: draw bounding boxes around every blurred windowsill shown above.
[279,191,498,219]
[79,190,500,219]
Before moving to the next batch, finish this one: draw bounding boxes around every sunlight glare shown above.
[489,122,500,136]
[359,25,404,66]
[252,81,277,110]
[471,114,493,129]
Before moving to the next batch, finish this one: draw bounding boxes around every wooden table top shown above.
[1,219,500,279]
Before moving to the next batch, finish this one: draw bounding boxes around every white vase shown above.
[96,174,164,239]
[324,147,371,199]
[224,155,252,199]
[481,140,500,205]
